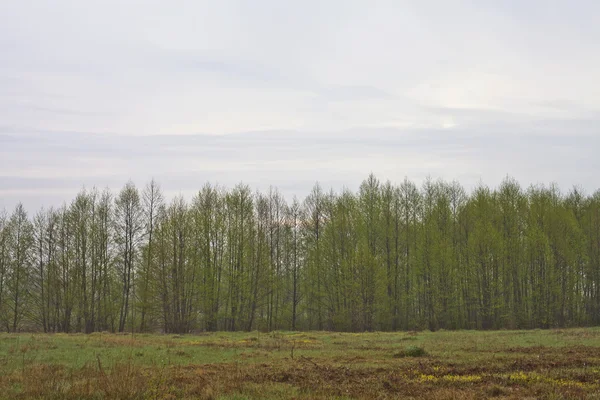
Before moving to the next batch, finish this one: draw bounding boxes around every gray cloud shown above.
[1,122,599,211]
[1,0,599,211]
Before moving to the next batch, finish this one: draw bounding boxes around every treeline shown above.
[0,175,599,333]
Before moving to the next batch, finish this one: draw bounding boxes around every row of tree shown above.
[1,175,599,333]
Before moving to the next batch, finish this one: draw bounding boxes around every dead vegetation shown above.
[2,355,599,399]
[1,329,600,399]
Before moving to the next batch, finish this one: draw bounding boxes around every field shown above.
[1,329,600,399]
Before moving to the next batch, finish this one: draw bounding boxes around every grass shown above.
[0,328,600,398]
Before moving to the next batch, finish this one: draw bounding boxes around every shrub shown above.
[393,345,427,358]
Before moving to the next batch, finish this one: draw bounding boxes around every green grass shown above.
[1,328,600,398]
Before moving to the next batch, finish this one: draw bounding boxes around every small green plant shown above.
[393,345,427,358]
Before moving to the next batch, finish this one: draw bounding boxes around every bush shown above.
[393,345,427,358]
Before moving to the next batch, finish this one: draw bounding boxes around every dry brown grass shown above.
[1,329,600,399]
[1,350,599,399]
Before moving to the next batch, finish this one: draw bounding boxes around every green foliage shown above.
[393,345,427,358]
[0,176,600,333]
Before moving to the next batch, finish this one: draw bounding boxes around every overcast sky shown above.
[1,0,599,211]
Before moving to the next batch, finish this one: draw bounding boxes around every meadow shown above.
[1,328,600,399]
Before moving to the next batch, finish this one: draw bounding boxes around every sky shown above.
[1,0,599,211]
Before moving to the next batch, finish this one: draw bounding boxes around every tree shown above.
[6,204,33,332]
[138,179,164,332]
[114,182,143,332]
[191,184,225,331]
[0,210,9,330]
[2,176,600,332]
[303,183,326,330]
[286,197,304,330]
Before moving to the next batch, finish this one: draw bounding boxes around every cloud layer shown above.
[1,0,599,210]
[2,124,598,211]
